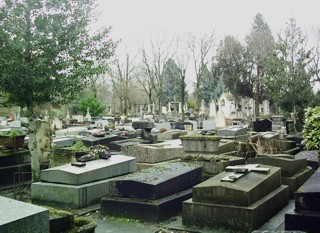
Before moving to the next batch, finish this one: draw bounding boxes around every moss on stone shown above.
[180,134,222,141]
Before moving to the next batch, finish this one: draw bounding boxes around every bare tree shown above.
[109,52,136,115]
[188,32,216,109]
[141,35,176,114]
[135,65,154,105]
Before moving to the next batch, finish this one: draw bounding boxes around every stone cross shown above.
[221,164,270,182]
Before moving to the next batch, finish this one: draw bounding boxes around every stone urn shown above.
[179,134,222,153]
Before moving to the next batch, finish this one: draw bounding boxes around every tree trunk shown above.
[28,117,53,182]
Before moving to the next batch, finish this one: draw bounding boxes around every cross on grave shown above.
[221,164,270,182]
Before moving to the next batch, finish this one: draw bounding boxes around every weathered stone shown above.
[121,141,184,163]
[40,155,136,185]
[132,120,155,130]
[295,150,319,170]
[0,196,49,233]
[183,185,289,231]
[32,178,113,209]
[105,162,203,199]
[101,189,192,222]
[217,126,247,138]
[248,156,307,177]
[192,165,281,206]
[157,130,187,141]
[55,127,87,137]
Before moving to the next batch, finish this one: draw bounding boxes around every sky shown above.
[94,0,320,89]
[96,0,320,45]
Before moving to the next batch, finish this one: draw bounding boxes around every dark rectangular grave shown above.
[100,162,203,222]
[285,169,320,232]
[0,196,49,233]
[81,134,118,147]
[295,150,319,170]
[251,119,272,132]
[183,164,289,231]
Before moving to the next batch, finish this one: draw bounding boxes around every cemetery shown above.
[1,1,320,232]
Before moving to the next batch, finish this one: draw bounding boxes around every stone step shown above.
[40,155,136,185]
[105,162,203,200]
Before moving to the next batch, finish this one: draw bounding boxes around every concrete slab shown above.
[52,137,76,148]
[0,196,49,233]
[40,155,137,185]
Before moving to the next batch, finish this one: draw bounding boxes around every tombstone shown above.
[55,126,87,137]
[100,162,203,222]
[140,105,143,118]
[168,102,171,112]
[66,108,71,120]
[0,196,49,232]
[32,155,137,208]
[52,137,76,148]
[161,106,167,115]
[178,102,182,114]
[202,120,215,130]
[209,101,217,118]
[215,110,226,129]
[251,119,272,132]
[81,134,118,147]
[182,164,289,231]
[147,103,151,113]
[175,121,193,131]
[78,115,84,123]
[152,102,155,114]
[85,107,91,122]
[53,117,62,130]
[285,169,320,232]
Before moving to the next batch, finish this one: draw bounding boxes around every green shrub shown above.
[78,93,105,117]
[303,106,320,150]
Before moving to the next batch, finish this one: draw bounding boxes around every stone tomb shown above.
[217,125,248,140]
[248,155,313,197]
[182,164,289,231]
[121,139,184,164]
[100,162,203,222]
[81,134,118,147]
[32,155,137,209]
[0,196,49,233]
[285,169,320,232]
[295,150,319,170]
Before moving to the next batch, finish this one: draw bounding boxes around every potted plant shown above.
[0,130,26,148]
[179,134,222,153]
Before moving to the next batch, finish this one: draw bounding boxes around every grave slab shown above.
[55,127,87,137]
[192,165,281,206]
[121,142,184,163]
[40,155,136,185]
[52,137,76,148]
[0,196,49,233]
[157,130,187,141]
[285,210,320,232]
[81,134,118,147]
[101,189,192,222]
[217,126,247,138]
[105,162,203,199]
[295,150,319,170]
[183,185,288,231]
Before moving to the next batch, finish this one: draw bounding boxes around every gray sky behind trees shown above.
[95,0,320,90]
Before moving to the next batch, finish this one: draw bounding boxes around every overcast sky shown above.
[96,0,320,45]
[95,0,320,90]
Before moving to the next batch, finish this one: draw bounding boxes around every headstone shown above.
[53,117,62,130]
[161,106,167,115]
[100,162,203,222]
[209,101,217,118]
[215,110,226,128]
[0,196,49,233]
[152,102,155,114]
[86,107,91,122]
[78,115,84,123]
[202,120,215,130]
[178,102,182,114]
[285,169,320,232]
[32,155,137,208]
[183,164,289,231]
